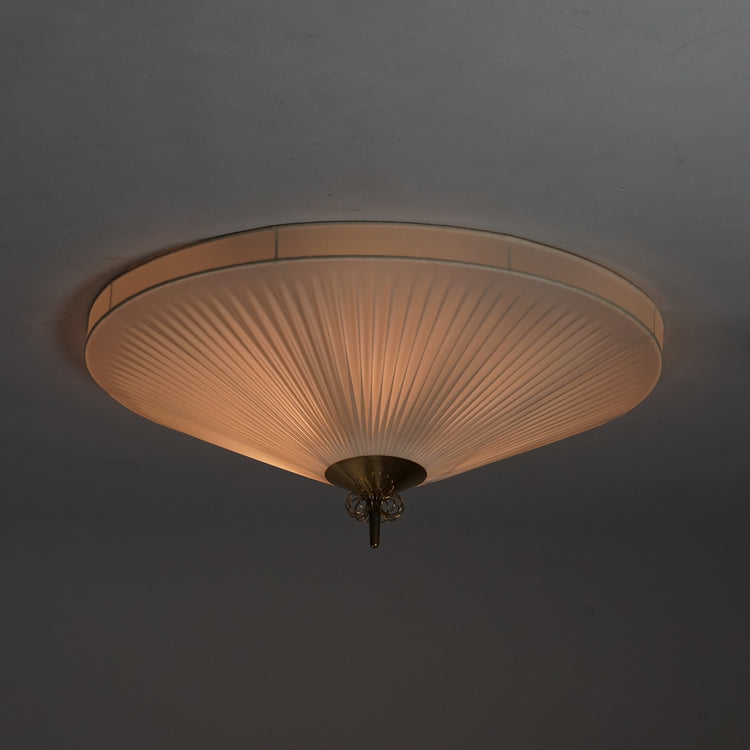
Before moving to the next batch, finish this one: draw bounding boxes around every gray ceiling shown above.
[3,2,749,748]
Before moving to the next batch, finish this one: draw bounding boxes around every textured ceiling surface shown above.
[2,2,749,748]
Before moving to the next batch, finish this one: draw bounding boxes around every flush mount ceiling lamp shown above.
[86,223,663,547]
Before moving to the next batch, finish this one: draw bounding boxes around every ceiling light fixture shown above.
[86,223,663,547]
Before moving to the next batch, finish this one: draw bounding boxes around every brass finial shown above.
[325,456,426,548]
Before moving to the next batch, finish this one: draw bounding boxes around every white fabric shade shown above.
[86,224,663,484]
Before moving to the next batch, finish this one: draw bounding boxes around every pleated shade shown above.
[86,223,663,485]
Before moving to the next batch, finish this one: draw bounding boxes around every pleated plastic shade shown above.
[86,223,663,484]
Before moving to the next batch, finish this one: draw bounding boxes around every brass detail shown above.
[326,456,426,549]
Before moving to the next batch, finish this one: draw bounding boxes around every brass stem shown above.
[369,502,381,548]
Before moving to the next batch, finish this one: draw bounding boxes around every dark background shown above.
[2,2,749,747]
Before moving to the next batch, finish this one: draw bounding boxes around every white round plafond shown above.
[86,223,663,485]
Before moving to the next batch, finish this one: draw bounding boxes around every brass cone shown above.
[325,455,426,492]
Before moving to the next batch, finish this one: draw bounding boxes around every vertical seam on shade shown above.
[108,284,113,312]
[274,228,279,259]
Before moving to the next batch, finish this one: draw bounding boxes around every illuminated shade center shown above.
[86,223,663,544]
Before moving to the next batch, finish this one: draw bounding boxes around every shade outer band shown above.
[325,456,427,492]
[86,222,664,349]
